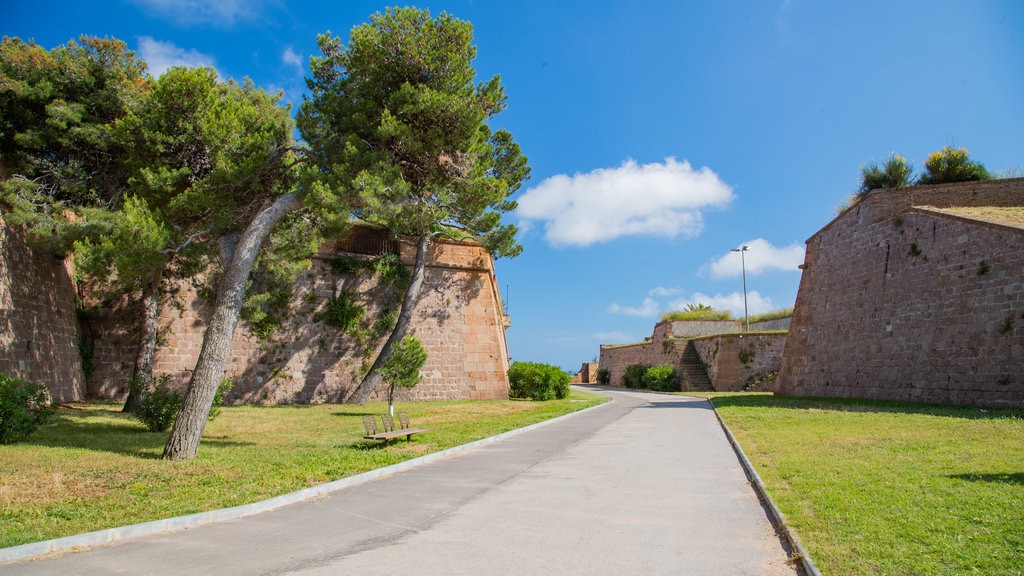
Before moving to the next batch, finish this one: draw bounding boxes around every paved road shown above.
[4,387,797,575]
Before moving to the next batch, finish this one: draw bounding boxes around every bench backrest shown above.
[398,412,412,429]
[362,415,379,435]
[381,413,396,432]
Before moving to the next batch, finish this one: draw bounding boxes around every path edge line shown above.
[0,397,614,565]
[709,400,822,576]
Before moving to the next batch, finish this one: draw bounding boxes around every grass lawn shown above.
[0,390,608,549]
[702,393,1024,576]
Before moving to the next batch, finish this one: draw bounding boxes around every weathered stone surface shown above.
[0,218,85,402]
[777,178,1024,407]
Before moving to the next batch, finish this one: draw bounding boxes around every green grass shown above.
[0,390,607,548]
[701,393,1024,575]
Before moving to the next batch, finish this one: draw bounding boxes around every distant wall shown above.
[692,333,786,391]
[0,219,84,402]
[598,320,786,391]
[778,179,1024,407]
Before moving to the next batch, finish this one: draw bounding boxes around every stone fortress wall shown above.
[2,223,512,403]
[598,318,789,392]
[777,178,1024,407]
[0,217,84,402]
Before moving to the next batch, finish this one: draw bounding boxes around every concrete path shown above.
[3,387,797,575]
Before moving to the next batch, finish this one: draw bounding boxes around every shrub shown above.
[860,152,914,194]
[0,373,53,444]
[207,379,234,421]
[747,308,794,324]
[133,376,183,432]
[622,363,649,389]
[918,146,992,184]
[643,364,679,391]
[596,368,611,385]
[661,304,732,322]
[508,361,570,401]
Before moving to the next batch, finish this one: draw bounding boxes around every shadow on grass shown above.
[708,394,1024,420]
[948,472,1024,485]
[25,415,254,459]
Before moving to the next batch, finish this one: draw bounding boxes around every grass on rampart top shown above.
[0,390,608,549]
[700,392,1024,576]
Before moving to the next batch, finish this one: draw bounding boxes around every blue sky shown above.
[6,1,1023,371]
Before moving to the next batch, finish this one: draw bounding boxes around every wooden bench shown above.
[362,413,427,446]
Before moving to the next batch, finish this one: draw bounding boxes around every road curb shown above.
[709,400,822,576]
[0,398,614,565]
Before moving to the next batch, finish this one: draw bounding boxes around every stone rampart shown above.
[5,222,510,404]
[777,178,1024,407]
[0,219,84,402]
[692,333,786,391]
[598,320,786,391]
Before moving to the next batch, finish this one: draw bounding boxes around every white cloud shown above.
[608,297,660,318]
[704,238,805,278]
[648,286,683,297]
[282,46,303,75]
[137,37,218,78]
[132,0,260,26]
[669,291,775,318]
[516,158,733,247]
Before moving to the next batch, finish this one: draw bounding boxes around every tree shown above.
[918,146,992,185]
[298,7,529,404]
[859,152,914,195]
[0,36,155,408]
[1,36,149,239]
[378,335,427,416]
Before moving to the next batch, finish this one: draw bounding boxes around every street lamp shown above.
[731,245,750,331]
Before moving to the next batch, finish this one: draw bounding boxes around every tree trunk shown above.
[162,192,302,460]
[122,270,162,413]
[346,234,430,404]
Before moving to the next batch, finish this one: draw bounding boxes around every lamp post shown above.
[731,245,750,331]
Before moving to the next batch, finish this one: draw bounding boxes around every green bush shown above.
[207,379,234,421]
[622,363,649,389]
[918,146,992,184]
[508,361,570,401]
[643,364,679,391]
[0,373,54,444]
[133,376,183,432]
[596,368,611,385]
[860,152,914,194]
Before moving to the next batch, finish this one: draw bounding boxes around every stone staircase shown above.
[681,341,714,391]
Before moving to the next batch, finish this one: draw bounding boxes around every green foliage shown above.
[132,376,182,432]
[0,373,54,444]
[379,335,428,408]
[918,146,992,185]
[508,361,571,400]
[622,363,649,389]
[207,380,234,421]
[131,376,231,432]
[738,348,754,364]
[643,364,679,392]
[0,35,149,252]
[315,292,366,334]
[298,7,530,259]
[661,304,732,321]
[859,152,914,194]
[596,368,611,385]
[746,308,793,324]
[240,284,293,341]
